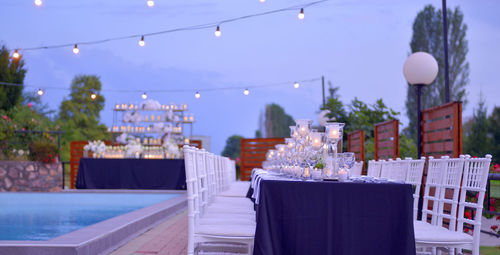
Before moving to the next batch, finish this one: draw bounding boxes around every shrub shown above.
[29,140,58,163]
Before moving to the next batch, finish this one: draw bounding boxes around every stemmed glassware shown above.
[324,123,345,177]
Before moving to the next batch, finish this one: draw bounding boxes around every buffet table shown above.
[76,158,186,190]
[253,177,416,255]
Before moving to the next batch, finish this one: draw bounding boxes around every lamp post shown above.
[403,52,438,158]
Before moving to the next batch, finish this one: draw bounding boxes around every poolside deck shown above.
[110,210,188,255]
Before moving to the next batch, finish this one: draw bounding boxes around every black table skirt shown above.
[254,180,416,255]
[76,158,186,190]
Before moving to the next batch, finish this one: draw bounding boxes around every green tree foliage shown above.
[264,103,295,138]
[0,45,27,111]
[406,5,469,141]
[488,106,500,162]
[221,135,244,159]
[464,96,492,157]
[57,75,109,161]
[320,82,348,123]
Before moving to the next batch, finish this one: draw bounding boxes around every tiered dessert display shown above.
[85,99,194,159]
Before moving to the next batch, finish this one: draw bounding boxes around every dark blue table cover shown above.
[76,158,186,190]
[253,179,416,255]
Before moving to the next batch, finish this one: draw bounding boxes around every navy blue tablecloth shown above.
[254,180,416,255]
[76,158,186,190]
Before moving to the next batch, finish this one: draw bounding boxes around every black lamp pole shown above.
[416,84,424,158]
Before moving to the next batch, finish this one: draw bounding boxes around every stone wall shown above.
[0,161,62,192]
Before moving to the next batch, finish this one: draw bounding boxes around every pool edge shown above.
[0,191,187,255]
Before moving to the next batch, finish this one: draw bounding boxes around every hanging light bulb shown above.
[259,0,266,2]
[34,0,42,7]
[142,92,148,100]
[214,26,221,37]
[73,44,79,54]
[12,50,20,59]
[138,36,145,47]
[298,8,305,20]
[243,88,250,96]
[147,0,154,7]
[90,92,97,100]
[37,88,44,96]
[293,82,300,88]
[195,91,201,99]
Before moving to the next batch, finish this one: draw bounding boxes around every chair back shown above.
[436,155,466,230]
[183,145,199,254]
[405,157,426,221]
[457,155,492,246]
[350,161,363,177]
[367,160,382,177]
[421,156,447,224]
[380,159,394,178]
[390,158,410,181]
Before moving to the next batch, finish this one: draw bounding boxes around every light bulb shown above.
[37,88,44,96]
[142,92,148,100]
[293,82,300,88]
[138,36,145,47]
[147,0,154,7]
[244,88,250,96]
[73,44,79,54]
[260,0,266,2]
[195,91,201,99]
[214,26,221,37]
[34,0,42,7]
[12,50,20,59]
[298,8,304,20]
[90,93,97,100]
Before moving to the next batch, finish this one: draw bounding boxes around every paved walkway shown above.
[110,210,188,255]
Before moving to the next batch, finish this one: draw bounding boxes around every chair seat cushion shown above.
[415,221,473,244]
[199,216,255,226]
[205,205,254,215]
[202,212,255,221]
[196,223,256,237]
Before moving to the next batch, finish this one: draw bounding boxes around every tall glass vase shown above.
[325,123,345,177]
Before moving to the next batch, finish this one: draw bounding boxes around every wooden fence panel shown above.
[347,130,365,162]
[421,102,462,158]
[374,119,399,160]
[240,138,285,181]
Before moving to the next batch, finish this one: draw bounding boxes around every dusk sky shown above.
[1,0,499,154]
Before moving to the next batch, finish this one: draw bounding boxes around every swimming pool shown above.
[0,192,179,241]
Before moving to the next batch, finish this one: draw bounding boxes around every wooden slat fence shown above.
[421,101,462,158]
[374,119,399,160]
[240,138,285,181]
[347,130,365,162]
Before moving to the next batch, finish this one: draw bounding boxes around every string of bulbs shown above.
[0,78,321,101]
[11,0,327,59]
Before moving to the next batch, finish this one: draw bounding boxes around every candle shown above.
[338,169,348,181]
[328,128,339,139]
[115,104,120,109]
[303,167,310,178]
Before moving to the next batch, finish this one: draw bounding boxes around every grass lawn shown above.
[480,246,500,255]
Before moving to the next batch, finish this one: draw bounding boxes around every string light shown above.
[12,50,20,59]
[142,92,148,99]
[294,82,300,88]
[138,36,145,47]
[214,26,221,37]
[243,88,250,96]
[298,8,305,20]
[14,0,328,52]
[72,44,79,54]
[260,0,266,2]
[147,0,154,7]
[34,0,42,7]
[37,88,44,96]
[195,91,201,99]
[90,92,97,100]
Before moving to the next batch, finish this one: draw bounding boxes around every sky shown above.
[1,0,499,154]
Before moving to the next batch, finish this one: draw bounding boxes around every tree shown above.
[221,135,243,159]
[488,106,500,162]
[464,95,492,157]
[57,75,109,160]
[320,82,348,123]
[406,5,469,141]
[264,103,295,138]
[0,45,27,111]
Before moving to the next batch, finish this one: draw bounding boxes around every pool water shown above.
[0,192,178,241]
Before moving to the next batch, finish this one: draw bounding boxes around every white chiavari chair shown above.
[380,159,394,179]
[405,157,426,221]
[350,161,363,177]
[390,158,411,181]
[367,160,382,177]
